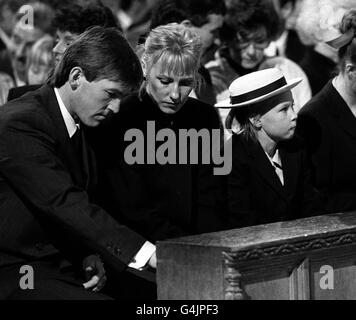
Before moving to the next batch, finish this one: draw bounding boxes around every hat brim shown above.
[214,77,303,109]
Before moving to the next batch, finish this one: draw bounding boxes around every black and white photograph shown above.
[0,0,355,308]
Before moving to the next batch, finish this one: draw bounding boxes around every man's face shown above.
[145,58,195,114]
[53,30,80,65]
[229,27,270,70]
[190,14,223,53]
[72,75,132,127]
[259,91,297,142]
[9,21,44,83]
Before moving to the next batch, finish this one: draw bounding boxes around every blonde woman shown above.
[95,23,224,242]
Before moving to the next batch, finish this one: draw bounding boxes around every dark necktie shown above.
[70,125,87,185]
[71,126,83,160]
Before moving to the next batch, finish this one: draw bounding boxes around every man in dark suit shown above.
[0,26,156,300]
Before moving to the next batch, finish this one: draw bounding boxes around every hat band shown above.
[230,77,287,105]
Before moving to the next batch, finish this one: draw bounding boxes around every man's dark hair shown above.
[52,0,121,35]
[52,26,143,89]
[221,0,283,43]
[150,0,226,29]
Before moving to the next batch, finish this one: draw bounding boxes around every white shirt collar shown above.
[265,149,282,167]
[54,87,79,138]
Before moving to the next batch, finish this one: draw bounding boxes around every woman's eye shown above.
[159,79,171,85]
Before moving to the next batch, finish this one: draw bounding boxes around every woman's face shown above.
[229,27,270,70]
[27,53,52,85]
[145,58,195,114]
[258,91,297,142]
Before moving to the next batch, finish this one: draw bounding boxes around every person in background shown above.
[295,0,354,95]
[0,1,54,103]
[297,10,356,214]
[7,1,54,86]
[7,0,120,101]
[206,0,311,141]
[216,68,323,228]
[27,34,54,85]
[265,0,309,64]
[0,72,14,106]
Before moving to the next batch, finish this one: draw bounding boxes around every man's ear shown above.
[345,62,356,80]
[181,19,193,28]
[68,67,84,90]
[249,115,262,129]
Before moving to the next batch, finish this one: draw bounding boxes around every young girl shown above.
[216,68,323,228]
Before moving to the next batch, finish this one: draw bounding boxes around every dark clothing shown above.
[227,134,323,228]
[284,30,309,65]
[297,81,356,213]
[0,50,13,81]
[0,85,153,299]
[300,48,337,96]
[7,85,41,101]
[91,91,225,242]
[197,64,217,105]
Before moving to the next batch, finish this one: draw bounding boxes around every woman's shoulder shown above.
[183,97,221,126]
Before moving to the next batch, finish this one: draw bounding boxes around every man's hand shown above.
[82,254,107,292]
[148,252,157,269]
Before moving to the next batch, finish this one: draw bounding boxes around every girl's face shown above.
[145,57,196,114]
[258,91,297,142]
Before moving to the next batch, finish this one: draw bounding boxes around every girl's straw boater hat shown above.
[215,68,302,108]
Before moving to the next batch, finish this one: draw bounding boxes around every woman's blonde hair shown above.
[27,34,54,82]
[139,23,203,92]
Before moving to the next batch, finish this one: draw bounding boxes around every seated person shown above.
[91,23,225,242]
[297,10,356,213]
[216,68,323,228]
[206,0,311,140]
[148,0,226,105]
[0,26,155,300]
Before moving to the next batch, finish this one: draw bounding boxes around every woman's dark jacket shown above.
[90,92,225,242]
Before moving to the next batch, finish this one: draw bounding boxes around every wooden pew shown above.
[157,211,356,300]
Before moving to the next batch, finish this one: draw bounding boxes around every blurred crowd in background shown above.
[0,0,354,109]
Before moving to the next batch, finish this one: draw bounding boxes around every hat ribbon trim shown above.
[230,77,287,105]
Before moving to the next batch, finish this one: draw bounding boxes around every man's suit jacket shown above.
[297,81,356,213]
[7,85,41,101]
[227,134,323,228]
[0,85,146,276]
